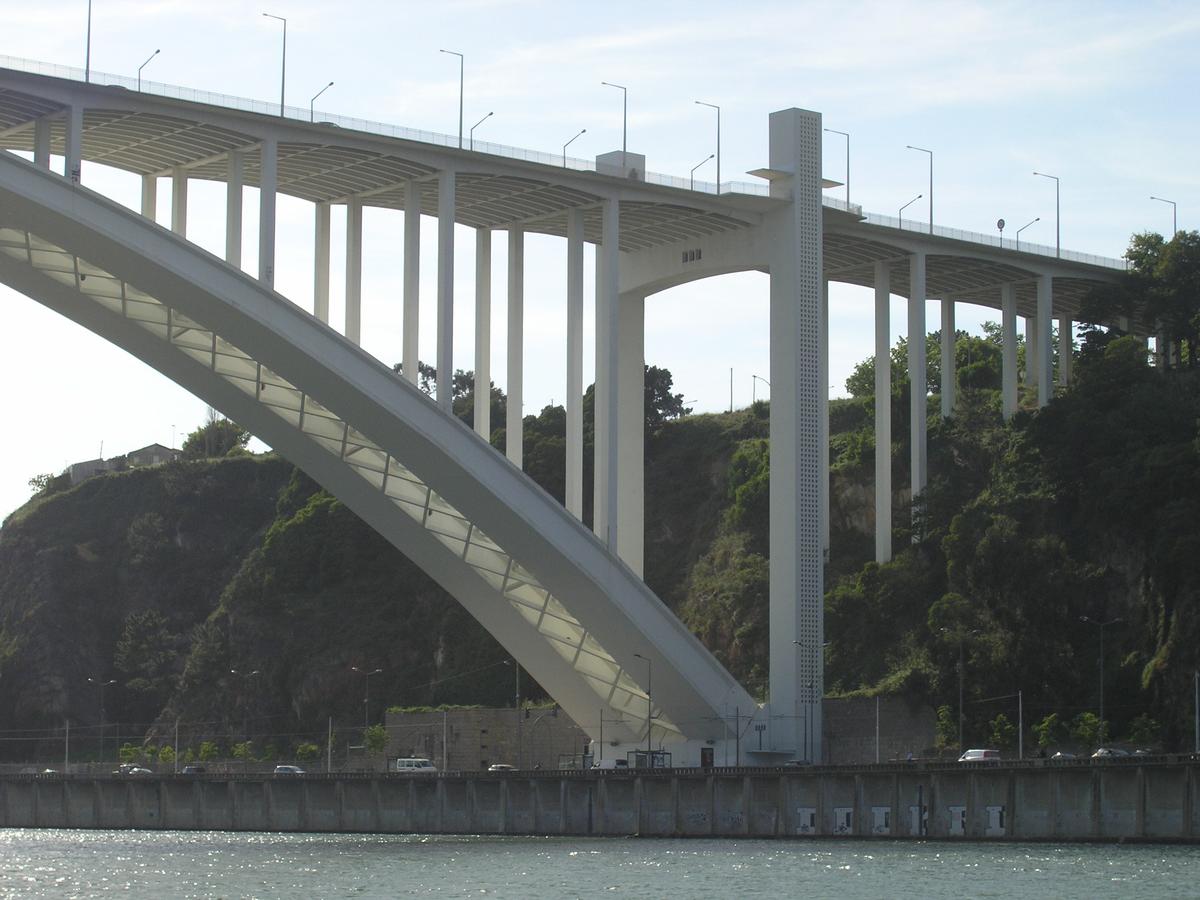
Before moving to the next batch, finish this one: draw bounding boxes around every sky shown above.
[0,0,1197,521]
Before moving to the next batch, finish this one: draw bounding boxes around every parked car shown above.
[487,763,516,772]
[273,764,305,775]
[113,764,154,776]
[1050,751,1077,760]
[180,765,207,774]
[390,758,438,774]
[957,749,1001,763]
[1091,747,1130,758]
[590,759,629,771]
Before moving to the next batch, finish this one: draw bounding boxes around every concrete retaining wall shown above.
[2,761,1196,842]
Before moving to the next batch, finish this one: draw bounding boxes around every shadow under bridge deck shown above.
[0,152,754,749]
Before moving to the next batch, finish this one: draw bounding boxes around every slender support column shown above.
[506,228,525,465]
[345,197,363,344]
[765,108,824,760]
[820,278,830,560]
[258,135,278,287]
[170,166,188,237]
[33,118,51,169]
[908,251,928,502]
[226,150,244,269]
[436,170,456,411]
[1057,314,1072,386]
[565,208,585,519]
[1001,284,1018,420]
[474,228,492,440]
[593,243,610,541]
[62,105,82,183]
[940,297,955,417]
[313,201,331,323]
[597,198,621,553]
[140,174,156,221]
[403,184,421,385]
[1036,275,1053,407]
[1024,315,1038,391]
[617,290,645,575]
[874,261,892,564]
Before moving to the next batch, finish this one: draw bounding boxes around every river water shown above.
[0,829,1196,898]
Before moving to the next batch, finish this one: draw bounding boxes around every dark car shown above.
[180,764,207,774]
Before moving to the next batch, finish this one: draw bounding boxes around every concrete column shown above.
[593,241,610,541]
[597,197,621,553]
[62,105,82,183]
[33,117,51,168]
[908,251,928,500]
[226,150,244,268]
[1036,275,1053,406]
[1001,284,1018,420]
[1024,316,1038,391]
[506,228,524,465]
[259,135,278,287]
[940,297,955,417]
[820,278,830,560]
[617,290,645,575]
[565,208,585,520]
[403,183,421,385]
[313,201,331,323]
[1057,314,1072,386]
[474,227,492,440]
[170,166,187,237]
[436,169,456,411]
[345,197,363,344]
[765,108,824,760]
[874,261,892,564]
[140,174,156,221]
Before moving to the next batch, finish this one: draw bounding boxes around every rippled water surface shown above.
[1,830,1197,898]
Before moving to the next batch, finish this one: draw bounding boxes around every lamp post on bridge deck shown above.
[695,100,720,191]
[825,128,849,205]
[1150,196,1177,237]
[1016,217,1040,251]
[906,145,933,234]
[351,665,383,735]
[1033,171,1060,257]
[440,49,464,148]
[562,128,586,167]
[1079,616,1122,741]
[262,13,287,117]
[310,81,334,123]
[898,194,922,231]
[601,81,627,168]
[633,653,652,767]
[137,49,160,92]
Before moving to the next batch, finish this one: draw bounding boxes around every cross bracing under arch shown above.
[0,152,755,749]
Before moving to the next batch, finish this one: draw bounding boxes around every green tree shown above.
[1032,713,1065,749]
[157,745,176,765]
[181,408,250,459]
[1126,714,1160,747]
[198,740,220,761]
[231,741,255,761]
[364,724,388,755]
[295,742,321,761]
[1070,712,1105,747]
[934,704,956,750]
[988,712,1016,750]
[113,609,179,723]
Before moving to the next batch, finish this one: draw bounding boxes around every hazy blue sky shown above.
[1,0,1197,519]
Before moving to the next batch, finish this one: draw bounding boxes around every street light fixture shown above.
[1015,216,1040,251]
[1032,172,1060,257]
[469,111,493,151]
[793,640,830,763]
[825,128,850,204]
[906,145,933,233]
[633,653,652,766]
[87,677,116,762]
[898,193,922,231]
[751,374,770,403]
[85,0,93,83]
[230,669,262,738]
[351,665,383,734]
[1079,616,1123,739]
[309,80,334,123]
[600,81,627,166]
[1150,196,1177,237]
[137,49,160,92]
[695,100,720,191]
[689,153,714,191]
[440,49,464,148]
[262,13,287,117]
[561,128,586,167]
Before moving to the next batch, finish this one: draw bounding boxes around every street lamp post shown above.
[262,13,287,117]
[230,669,261,738]
[695,100,720,191]
[689,153,714,191]
[469,111,493,151]
[309,81,334,123]
[137,49,160,91]
[1080,616,1122,740]
[1033,172,1060,257]
[562,128,586,167]
[87,677,115,762]
[1150,196,1177,237]
[633,653,652,766]
[793,640,830,762]
[85,0,93,83]
[751,374,770,403]
[898,194,922,231]
[600,82,627,167]
[906,145,933,233]
[1016,216,1040,251]
[825,128,850,204]
[439,49,464,148]
[351,666,383,734]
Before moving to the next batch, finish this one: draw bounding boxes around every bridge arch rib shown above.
[0,152,754,755]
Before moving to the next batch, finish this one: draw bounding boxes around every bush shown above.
[157,745,176,765]
[198,740,220,761]
[231,741,255,761]
[295,742,320,761]
[1032,713,1065,748]
[1070,712,1106,747]
[989,713,1016,750]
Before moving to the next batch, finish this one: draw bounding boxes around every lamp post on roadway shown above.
[1079,616,1122,740]
[906,145,933,233]
[1033,171,1060,257]
[262,13,287,117]
[85,0,93,83]
[137,49,160,91]
[600,81,627,167]
[351,666,383,734]
[751,374,770,403]
[469,111,493,151]
[309,81,333,123]
[689,153,714,191]
[825,128,849,204]
[1150,196,1177,237]
[695,100,720,191]
[87,677,115,762]
[633,653,652,766]
[1016,216,1040,251]
[898,194,922,231]
[562,128,586,167]
[440,49,464,148]
[230,669,261,738]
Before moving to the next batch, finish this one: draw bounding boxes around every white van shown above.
[390,757,438,774]
[957,748,1001,763]
[590,759,629,771]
